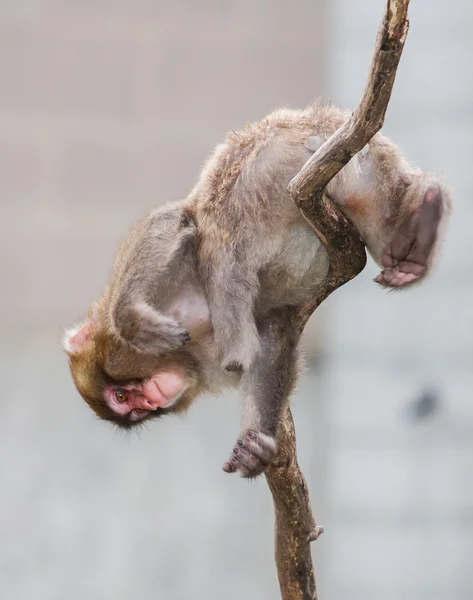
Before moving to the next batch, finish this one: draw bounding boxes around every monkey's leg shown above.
[222,309,299,478]
[306,136,446,288]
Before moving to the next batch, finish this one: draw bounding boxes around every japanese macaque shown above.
[64,104,450,478]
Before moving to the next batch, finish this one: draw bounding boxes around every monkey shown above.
[63,103,450,478]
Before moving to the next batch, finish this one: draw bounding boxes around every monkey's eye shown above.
[134,408,146,415]
[115,391,128,403]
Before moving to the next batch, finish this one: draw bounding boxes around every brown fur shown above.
[64,103,450,475]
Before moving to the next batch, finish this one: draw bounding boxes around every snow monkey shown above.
[64,104,450,478]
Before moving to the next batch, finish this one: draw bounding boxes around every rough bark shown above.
[264,2,411,599]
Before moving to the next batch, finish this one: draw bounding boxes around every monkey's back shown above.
[190,103,347,232]
[188,104,347,311]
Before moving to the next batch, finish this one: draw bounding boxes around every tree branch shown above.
[265,2,411,598]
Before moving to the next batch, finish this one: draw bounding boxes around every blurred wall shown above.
[1,1,472,600]
[323,2,473,599]
[0,0,327,341]
[0,2,329,600]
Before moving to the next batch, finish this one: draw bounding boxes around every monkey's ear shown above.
[63,322,94,355]
[88,301,100,321]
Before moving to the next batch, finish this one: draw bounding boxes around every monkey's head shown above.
[63,321,201,429]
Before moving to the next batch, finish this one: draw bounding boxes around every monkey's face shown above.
[63,321,200,429]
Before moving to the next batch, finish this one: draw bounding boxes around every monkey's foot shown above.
[375,184,443,287]
[222,431,277,479]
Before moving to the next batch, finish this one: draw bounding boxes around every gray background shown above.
[0,1,471,599]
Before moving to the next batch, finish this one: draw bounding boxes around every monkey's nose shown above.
[141,379,172,409]
[143,398,159,410]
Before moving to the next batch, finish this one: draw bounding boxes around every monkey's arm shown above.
[109,206,197,355]
[203,249,261,372]
[111,299,191,355]
[222,308,299,478]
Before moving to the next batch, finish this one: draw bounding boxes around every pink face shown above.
[106,367,188,423]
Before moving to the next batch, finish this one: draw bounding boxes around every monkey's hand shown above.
[222,430,277,478]
[375,184,444,287]
[121,301,191,355]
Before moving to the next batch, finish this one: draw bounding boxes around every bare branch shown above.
[288,0,410,203]
[266,408,323,600]
[265,2,411,599]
